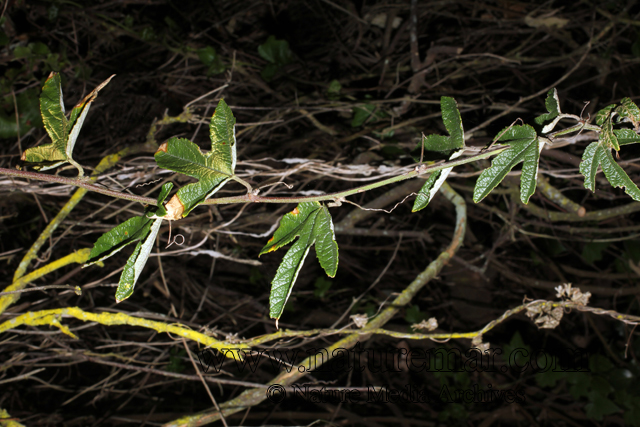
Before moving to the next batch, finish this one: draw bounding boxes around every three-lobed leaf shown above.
[615,98,640,129]
[595,105,615,126]
[473,125,540,204]
[413,96,465,212]
[21,72,114,175]
[115,218,162,302]
[260,202,338,320]
[86,215,154,266]
[535,88,561,125]
[579,140,640,201]
[579,97,640,201]
[599,148,640,201]
[579,142,602,192]
[600,117,620,151]
[85,183,174,302]
[258,35,294,81]
[155,99,237,219]
[614,129,640,145]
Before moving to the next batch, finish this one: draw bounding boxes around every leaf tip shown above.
[163,194,184,221]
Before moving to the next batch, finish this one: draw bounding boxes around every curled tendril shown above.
[166,234,185,249]
[136,178,164,188]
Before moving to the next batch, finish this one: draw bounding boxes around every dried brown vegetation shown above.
[2,1,640,426]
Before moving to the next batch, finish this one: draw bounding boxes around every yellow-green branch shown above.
[163,182,467,426]
[0,249,91,315]
[0,307,247,359]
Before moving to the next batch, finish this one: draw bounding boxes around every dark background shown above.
[1,0,640,425]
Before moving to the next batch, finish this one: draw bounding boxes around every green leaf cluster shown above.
[0,87,42,139]
[534,88,561,128]
[21,72,114,175]
[578,97,640,201]
[85,99,238,302]
[351,103,387,127]
[196,46,226,76]
[12,41,69,73]
[473,124,540,204]
[412,96,465,212]
[154,99,237,218]
[260,202,338,320]
[69,86,640,318]
[313,277,332,299]
[258,36,294,81]
[85,183,173,303]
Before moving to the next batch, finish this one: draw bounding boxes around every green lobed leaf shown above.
[146,182,174,219]
[413,171,442,213]
[473,125,540,204]
[258,35,293,66]
[600,116,620,151]
[22,72,114,173]
[519,135,540,204]
[614,129,640,145]
[438,96,465,148]
[85,182,173,302]
[155,99,236,217]
[327,79,341,97]
[579,141,603,192]
[85,215,153,266]
[615,98,640,128]
[582,241,609,264]
[23,72,68,169]
[0,88,42,139]
[412,97,465,212]
[405,304,427,324]
[413,149,464,212]
[260,202,338,320]
[585,391,621,421]
[86,183,172,265]
[115,218,162,302]
[595,104,615,126]
[65,74,115,166]
[258,36,294,81]
[313,277,332,298]
[117,240,143,301]
[535,88,561,125]
[209,99,237,173]
[197,46,217,66]
[599,146,640,201]
[351,104,387,127]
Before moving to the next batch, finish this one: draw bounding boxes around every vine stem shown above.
[0,146,506,207]
[163,182,467,426]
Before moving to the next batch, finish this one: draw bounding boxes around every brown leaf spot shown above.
[20,151,26,161]
[156,142,168,154]
[291,207,299,215]
[164,194,184,221]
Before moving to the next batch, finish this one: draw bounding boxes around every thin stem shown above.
[0,146,507,208]
[0,168,155,205]
[547,122,600,139]
[230,174,254,193]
